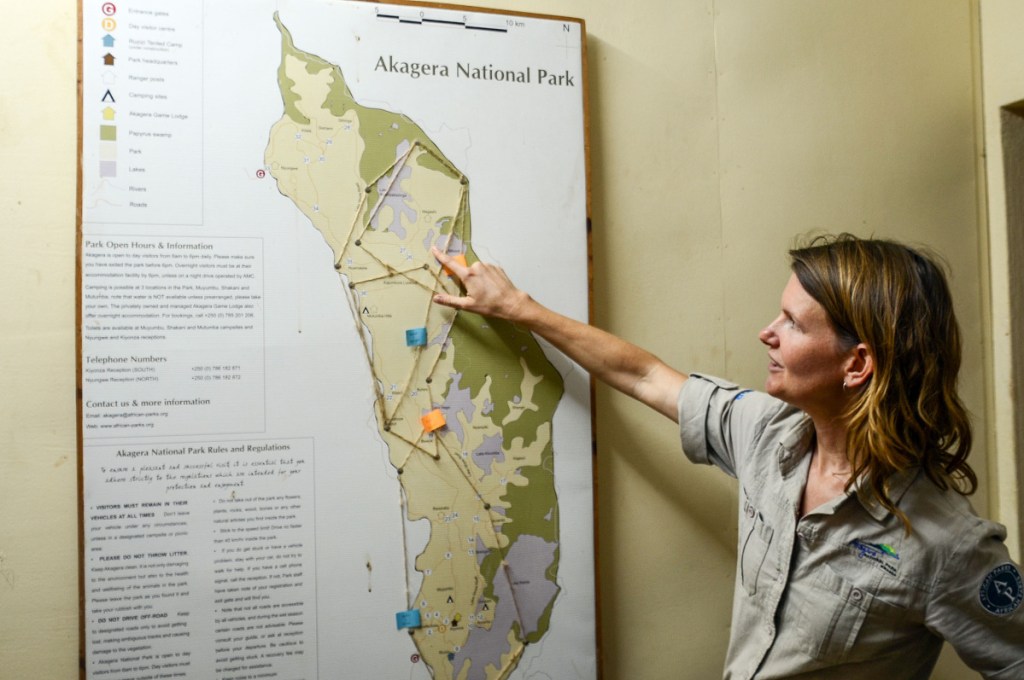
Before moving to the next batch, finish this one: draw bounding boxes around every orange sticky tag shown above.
[420,409,446,432]
[442,253,467,276]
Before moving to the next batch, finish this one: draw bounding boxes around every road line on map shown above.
[357,142,419,243]
[399,483,413,607]
[338,192,368,260]
[390,429,439,463]
[343,283,387,421]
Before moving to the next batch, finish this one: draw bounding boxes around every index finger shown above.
[431,246,469,279]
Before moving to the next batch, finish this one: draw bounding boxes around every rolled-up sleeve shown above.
[679,373,741,474]
[678,373,790,480]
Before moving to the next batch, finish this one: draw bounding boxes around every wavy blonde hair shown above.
[789,234,976,531]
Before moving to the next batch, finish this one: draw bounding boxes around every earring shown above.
[842,380,848,390]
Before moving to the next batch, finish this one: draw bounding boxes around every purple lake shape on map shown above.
[453,534,559,679]
[471,434,505,477]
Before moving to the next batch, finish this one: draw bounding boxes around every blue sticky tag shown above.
[396,609,422,629]
[406,327,428,347]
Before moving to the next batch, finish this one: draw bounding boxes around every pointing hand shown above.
[431,247,530,321]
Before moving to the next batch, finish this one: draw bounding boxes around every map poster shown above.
[78,1,595,679]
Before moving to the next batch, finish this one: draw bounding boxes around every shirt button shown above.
[851,588,864,602]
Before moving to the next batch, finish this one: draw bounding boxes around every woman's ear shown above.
[844,343,873,388]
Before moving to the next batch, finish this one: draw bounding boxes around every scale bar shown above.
[376,12,509,33]
[423,18,464,26]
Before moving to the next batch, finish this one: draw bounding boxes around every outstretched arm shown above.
[432,247,687,421]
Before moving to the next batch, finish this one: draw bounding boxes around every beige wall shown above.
[0,1,1015,679]
[0,2,80,679]
[980,0,1024,563]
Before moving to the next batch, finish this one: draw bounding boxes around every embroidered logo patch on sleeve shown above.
[979,563,1023,616]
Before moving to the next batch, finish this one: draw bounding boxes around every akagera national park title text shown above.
[375,55,577,87]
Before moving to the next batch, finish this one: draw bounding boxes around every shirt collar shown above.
[775,415,921,521]
[854,467,921,522]
[777,413,814,478]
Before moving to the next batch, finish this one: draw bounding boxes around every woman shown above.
[431,234,1023,679]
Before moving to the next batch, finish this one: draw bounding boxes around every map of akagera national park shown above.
[264,15,564,680]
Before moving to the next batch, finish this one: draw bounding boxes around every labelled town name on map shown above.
[374,55,579,86]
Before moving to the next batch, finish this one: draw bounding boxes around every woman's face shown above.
[759,273,851,416]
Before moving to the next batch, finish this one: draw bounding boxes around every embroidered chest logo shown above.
[849,539,900,576]
[979,563,1023,616]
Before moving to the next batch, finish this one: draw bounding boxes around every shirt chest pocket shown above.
[796,565,907,662]
[740,494,775,595]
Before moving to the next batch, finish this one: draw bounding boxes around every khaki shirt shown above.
[679,374,1024,679]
